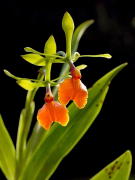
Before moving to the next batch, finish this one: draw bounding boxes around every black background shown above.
[0,0,135,179]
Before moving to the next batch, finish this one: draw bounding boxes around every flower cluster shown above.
[4,12,111,130]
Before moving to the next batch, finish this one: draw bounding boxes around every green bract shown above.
[0,12,132,180]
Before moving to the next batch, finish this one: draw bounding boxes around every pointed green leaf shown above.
[16,80,45,90]
[18,63,127,180]
[62,12,74,58]
[44,36,56,55]
[90,150,132,180]
[71,19,94,54]
[21,54,46,66]
[0,115,15,180]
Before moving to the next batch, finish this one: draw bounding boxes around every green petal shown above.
[21,54,46,66]
[90,150,132,180]
[16,80,45,90]
[0,115,15,180]
[18,63,127,180]
[44,35,56,55]
[71,19,94,54]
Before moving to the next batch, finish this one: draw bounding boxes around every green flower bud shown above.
[62,12,74,58]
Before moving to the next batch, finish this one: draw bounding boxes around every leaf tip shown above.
[89,19,95,23]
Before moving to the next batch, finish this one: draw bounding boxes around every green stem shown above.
[15,73,44,179]
[45,60,52,83]
[66,34,71,58]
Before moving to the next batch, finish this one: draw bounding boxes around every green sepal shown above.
[76,64,87,70]
[4,69,22,80]
[90,150,132,180]
[0,115,16,180]
[24,47,45,55]
[24,47,63,59]
[71,19,94,54]
[44,36,56,55]
[21,54,46,66]
[16,80,45,90]
[80,54,112,59]
[62,12,74,58]
[4,70,45,83]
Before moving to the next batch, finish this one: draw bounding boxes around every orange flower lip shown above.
[37,97,69,130]
[58,75,88,109]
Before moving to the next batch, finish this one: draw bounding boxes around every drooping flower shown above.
[37,91,69,130]
[58,65,88,109]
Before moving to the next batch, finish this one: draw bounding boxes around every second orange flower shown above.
[58,66,88,109]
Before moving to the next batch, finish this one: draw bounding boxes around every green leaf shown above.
[90,150,132,180]
[71,19,94,54]
[0,115,15,180]
[21,54,46,66]
[44,35,56,55]
[18,63,127,180]
[62,12,74,58]
[16,80,45,90]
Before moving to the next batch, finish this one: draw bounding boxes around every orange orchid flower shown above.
[58,66,88,109]
[37,91,69,130]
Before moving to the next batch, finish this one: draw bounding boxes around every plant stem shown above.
[45,59,52,83]
[15,73,44,179]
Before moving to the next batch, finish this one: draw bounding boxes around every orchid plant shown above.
[0,12,132,180]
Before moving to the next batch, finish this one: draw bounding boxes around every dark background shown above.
[0,0,135,179]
